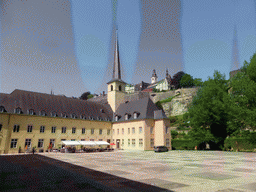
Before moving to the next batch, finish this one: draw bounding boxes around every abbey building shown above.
[0,31,171,154]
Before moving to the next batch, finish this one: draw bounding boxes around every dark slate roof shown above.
[107,78,126,84]
[88,94,108,104]
[114,97,167,122]
[0,89,113,121]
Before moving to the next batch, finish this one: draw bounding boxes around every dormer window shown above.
[0,106,5,113]
[51,112,57,117]
[100,109,104,113]
[115,115,119,121]
[125,113,130,120]
[71,113,76,119]
[62,113,67,118]
[40,111,46,116]
[28,109,34,115]
[15,108,21,114]
[80,115,86,120]
[134,112,140,119]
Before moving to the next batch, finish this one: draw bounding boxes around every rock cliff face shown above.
[149,87,200,117]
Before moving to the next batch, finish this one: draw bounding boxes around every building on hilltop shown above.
[0,30,171,154]
[125,68,175,94]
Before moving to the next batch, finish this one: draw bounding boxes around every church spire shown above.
[113,28,121,80]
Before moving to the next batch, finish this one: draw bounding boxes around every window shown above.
[62,127,66,133]
[125,114,128,120]
[13,125,20,132]
[82,128,85,134]
[134,113,137,119]
[0,124,2,132]
[72,127,76,134]
[132,127,135,134]
[122,139,124,146]
[119,85,122,91]
[166,139,170,147]
[122,128,124,134]
[28,109,34,115]
[81,139,85,141]
[128,139,130,146]
[38,139,44,148]
[150,127,153,134]
[25,139,31,148]
[117,129,119,135]
[50,139,55,147]
[15,108,21,114]
[91,128,94,134]
[62,113,67,118]
[27,125,33,133]
[40,111,46,116]
[99,129,102,135]
[90,139,94,141]
[40,126,45,133]
[71,113,76,119]
[81,115,86,120]
[10,139,18,148]
[132,139,135,147]
[139,127,142,134]
[139,139,143,147]
[113,129,115,134]
[128,128,130,134]
[111,85,113,91]
[51,112,57,117]
[51,126,56,133]
[115,116,118,121]
[0,106,5,113]
[150,138,154,148]
[166,126,169,134]
[71,139,75,141]
[107,129,110,135]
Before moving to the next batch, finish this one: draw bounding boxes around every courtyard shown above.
[1,150,256,191]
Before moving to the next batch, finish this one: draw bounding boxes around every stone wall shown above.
[149,87,200,117]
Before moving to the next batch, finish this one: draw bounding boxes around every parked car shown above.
[154,146,168,152]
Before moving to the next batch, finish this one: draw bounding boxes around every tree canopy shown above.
[180,73,194,88]
[187,71,234,149]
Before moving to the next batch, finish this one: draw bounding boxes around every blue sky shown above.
[1,0,256,97]
[72,0,256,94]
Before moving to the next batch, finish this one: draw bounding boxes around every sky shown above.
[1,0,256,97]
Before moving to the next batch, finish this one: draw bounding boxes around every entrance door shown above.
[116,139,120,149]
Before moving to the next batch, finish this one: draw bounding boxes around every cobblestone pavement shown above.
[40,150,256,192]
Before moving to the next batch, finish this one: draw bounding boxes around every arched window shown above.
[119,85,122,91]
[111,85,113,91]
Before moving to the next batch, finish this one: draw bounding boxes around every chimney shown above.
[103,91,105,96]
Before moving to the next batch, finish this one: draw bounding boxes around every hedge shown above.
[224,137,256,151]
[171,139,196,150]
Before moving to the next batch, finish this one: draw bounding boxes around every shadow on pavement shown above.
[0,154,174,192]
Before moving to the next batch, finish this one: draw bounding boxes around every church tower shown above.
[107,29,126,113]
[151,69,158,84]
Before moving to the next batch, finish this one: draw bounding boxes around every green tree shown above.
[180,73,195,88]
[187,71,235,149]
[229,54,256,131]
[193,78,203,87]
